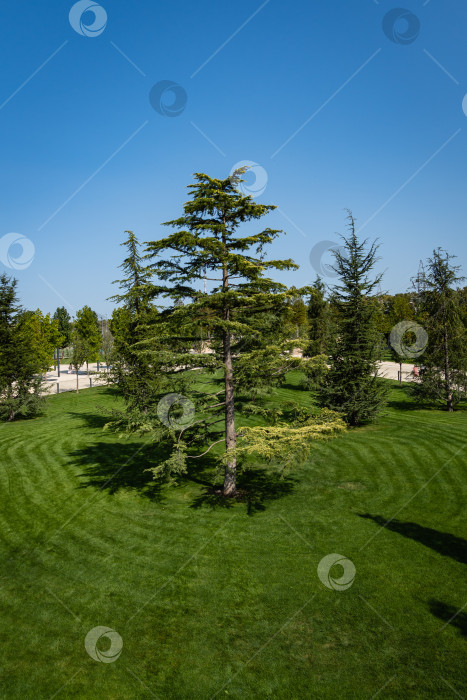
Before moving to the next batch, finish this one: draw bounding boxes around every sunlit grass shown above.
[0,377,465,698]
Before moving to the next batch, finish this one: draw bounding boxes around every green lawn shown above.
[0,376,466,698]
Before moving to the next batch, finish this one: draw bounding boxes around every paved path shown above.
[41,362,108,394]
[41,359,417,396]
[378,361,417,382]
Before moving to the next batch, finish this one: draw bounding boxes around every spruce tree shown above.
[318,212,389,426]
[108,231,159,414]
[410,249,466,411]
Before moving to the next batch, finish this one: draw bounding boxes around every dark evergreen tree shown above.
[318,212,389,426]
[108,231,159,414]
[410,249,466,411]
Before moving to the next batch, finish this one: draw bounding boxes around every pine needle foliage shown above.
[318,212,389,426]
[112,170,346,496]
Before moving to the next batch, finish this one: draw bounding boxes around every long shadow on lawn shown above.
[358,515,467,564]
[428,600,467,637]
[359,514,467,637]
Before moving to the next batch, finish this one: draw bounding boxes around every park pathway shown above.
[41,359,417,396]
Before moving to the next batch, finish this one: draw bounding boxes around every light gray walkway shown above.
[41,362,108,394]
[378,361,418,382]
[41,359,418,396]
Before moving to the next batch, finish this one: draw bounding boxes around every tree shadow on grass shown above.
[69,411,109,430]
[359,515,467,636]
[358,514,467,564]
[190,467,296,515]
[385,384,429,412]
[71,439,295,513]
[428,600,467,637]
[386,384,467,413]
[72,441,167,501]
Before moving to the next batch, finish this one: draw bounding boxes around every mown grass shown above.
[0,374,466,698]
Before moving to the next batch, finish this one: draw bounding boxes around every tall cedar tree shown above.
[319,212,389,426]
[0,275,45,421]
[142,171,345,496]
[75,305,101,372]
[411,249,466,410]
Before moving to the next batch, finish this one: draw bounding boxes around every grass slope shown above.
[0,376,466,699]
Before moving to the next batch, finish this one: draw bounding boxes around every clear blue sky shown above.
[1,0,466,318]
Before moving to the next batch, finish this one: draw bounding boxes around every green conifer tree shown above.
[410,249,466,410]
[140,170,345,496]
[318,212,389,426]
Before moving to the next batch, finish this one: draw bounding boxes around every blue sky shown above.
[1,0,466,318]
